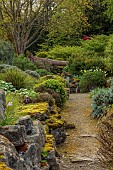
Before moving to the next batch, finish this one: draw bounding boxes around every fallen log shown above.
[28,54,68,67]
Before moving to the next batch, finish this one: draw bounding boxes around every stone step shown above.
[70,156,95,163]
[79,134,97,138]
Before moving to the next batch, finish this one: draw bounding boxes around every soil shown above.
[57,93,108,170]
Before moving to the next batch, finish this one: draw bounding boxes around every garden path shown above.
[58,93,108,170]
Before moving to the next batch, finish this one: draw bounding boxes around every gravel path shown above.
[58,93,108,170]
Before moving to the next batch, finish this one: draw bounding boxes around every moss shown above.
[44,125,49,134]
[46,116,64,129]
[49,113,61,119]
[46,134,54,144]
[0,162,13,170]
[42,134,55,153]
[18,102,48,115]
[0,154,4,159]
[43,143,54,152]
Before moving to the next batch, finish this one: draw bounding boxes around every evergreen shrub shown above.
[79,70,106,93]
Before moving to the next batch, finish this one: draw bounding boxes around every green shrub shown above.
[25,70,40,78]
[36,69,52,76]
[91,88,113,118]
[68,52,105,75]
[34,79,66,106]
[37,75,66,86]
[79,70,106,93]
[13,54,37,71]
[0,40,14,65]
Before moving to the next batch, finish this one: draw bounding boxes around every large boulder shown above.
[0,125,27,146]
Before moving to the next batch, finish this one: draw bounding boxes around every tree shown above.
[84,0,113,35]
[0,0,63,54]
[103,0,113,21]
[46,0,91,46]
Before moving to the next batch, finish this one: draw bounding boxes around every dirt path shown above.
[58,93,107,170]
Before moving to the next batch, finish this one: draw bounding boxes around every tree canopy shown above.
[0,0,63,54]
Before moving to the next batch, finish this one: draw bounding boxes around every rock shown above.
[64,122,76,129]
[0,125,27,146]
[46,150,60,170]
[0,90,6,121]
[33,164,41,170]
[17,116,33,134]
[0,135,20,170]
[70,156,94,163]
[32,113,48,121]
[20,143,41,166]
[32,120,45,147]
[51,127,66,145]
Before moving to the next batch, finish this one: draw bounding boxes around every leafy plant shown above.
[34,79,66,106]
[41,150,49,158]
[0,80,16,92]
[18,88,38,104]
